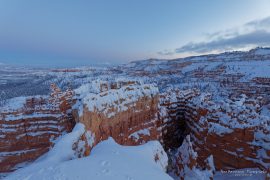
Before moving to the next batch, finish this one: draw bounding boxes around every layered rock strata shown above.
[1,79,270,179]
[0,84,75,173]
[72,80,163,153]
[161,88,270,178]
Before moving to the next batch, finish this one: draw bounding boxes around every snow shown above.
[74,81,159,118]
[170,135,215,180]
[254,48,270,55]
[261,106,270,116]
[5,123,86,180]
[0,95,48,112]
[181,62,202,73]
[129,128,151,140]
[2,113,61,121]
[207,122,233,135]
[85,130,95,147]
[181,61,223,74]
[225,60,270,79]
[0,97,27,111]
[188,92,270,137]
[6,123,171,180]
[0,149,39,157]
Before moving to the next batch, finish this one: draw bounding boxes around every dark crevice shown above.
[161,107,191,178]
[162,109,190,151]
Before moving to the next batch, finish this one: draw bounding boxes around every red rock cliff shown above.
[161,88,270,178]
[72,80,164,155]
[0,84,75,173]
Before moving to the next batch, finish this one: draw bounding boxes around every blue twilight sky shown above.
[0,0,270,67]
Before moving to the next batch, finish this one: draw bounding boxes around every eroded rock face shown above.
[68,80,270,178]
[0,84,75,173]
[161,88,270,178]
[189,95,269,173]
[169,135,215,180]
[1,77,270,179]
[159,89,200,150]
[72,80,163,154]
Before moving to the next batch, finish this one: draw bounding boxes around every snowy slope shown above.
[5,123,171,180]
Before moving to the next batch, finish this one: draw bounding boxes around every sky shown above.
[0,0,270,67]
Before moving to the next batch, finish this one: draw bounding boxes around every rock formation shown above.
[72,80,163,153]
[1,79,270,179]
[1,48,270,179]
[160,88,270,178]
[169,135,215,180]
[71,79,269,178]
[0,84,75,173]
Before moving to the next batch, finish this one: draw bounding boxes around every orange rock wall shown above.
[74,82,163,152]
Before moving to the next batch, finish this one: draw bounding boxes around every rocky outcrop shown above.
[72,80,163,154]
[169,135,215,180]
[0,84,75,173]
[161,88,270,178]
[187,94,269,173]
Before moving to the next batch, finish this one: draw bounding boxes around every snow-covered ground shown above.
[5,123,171,180]
[1,47,270,105]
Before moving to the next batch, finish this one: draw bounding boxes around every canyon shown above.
[1,48,270,179]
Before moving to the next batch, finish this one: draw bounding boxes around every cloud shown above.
[160,16,270,55]
[175,30,270,53]
[157,49,175,56]
[245,16,270,29]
